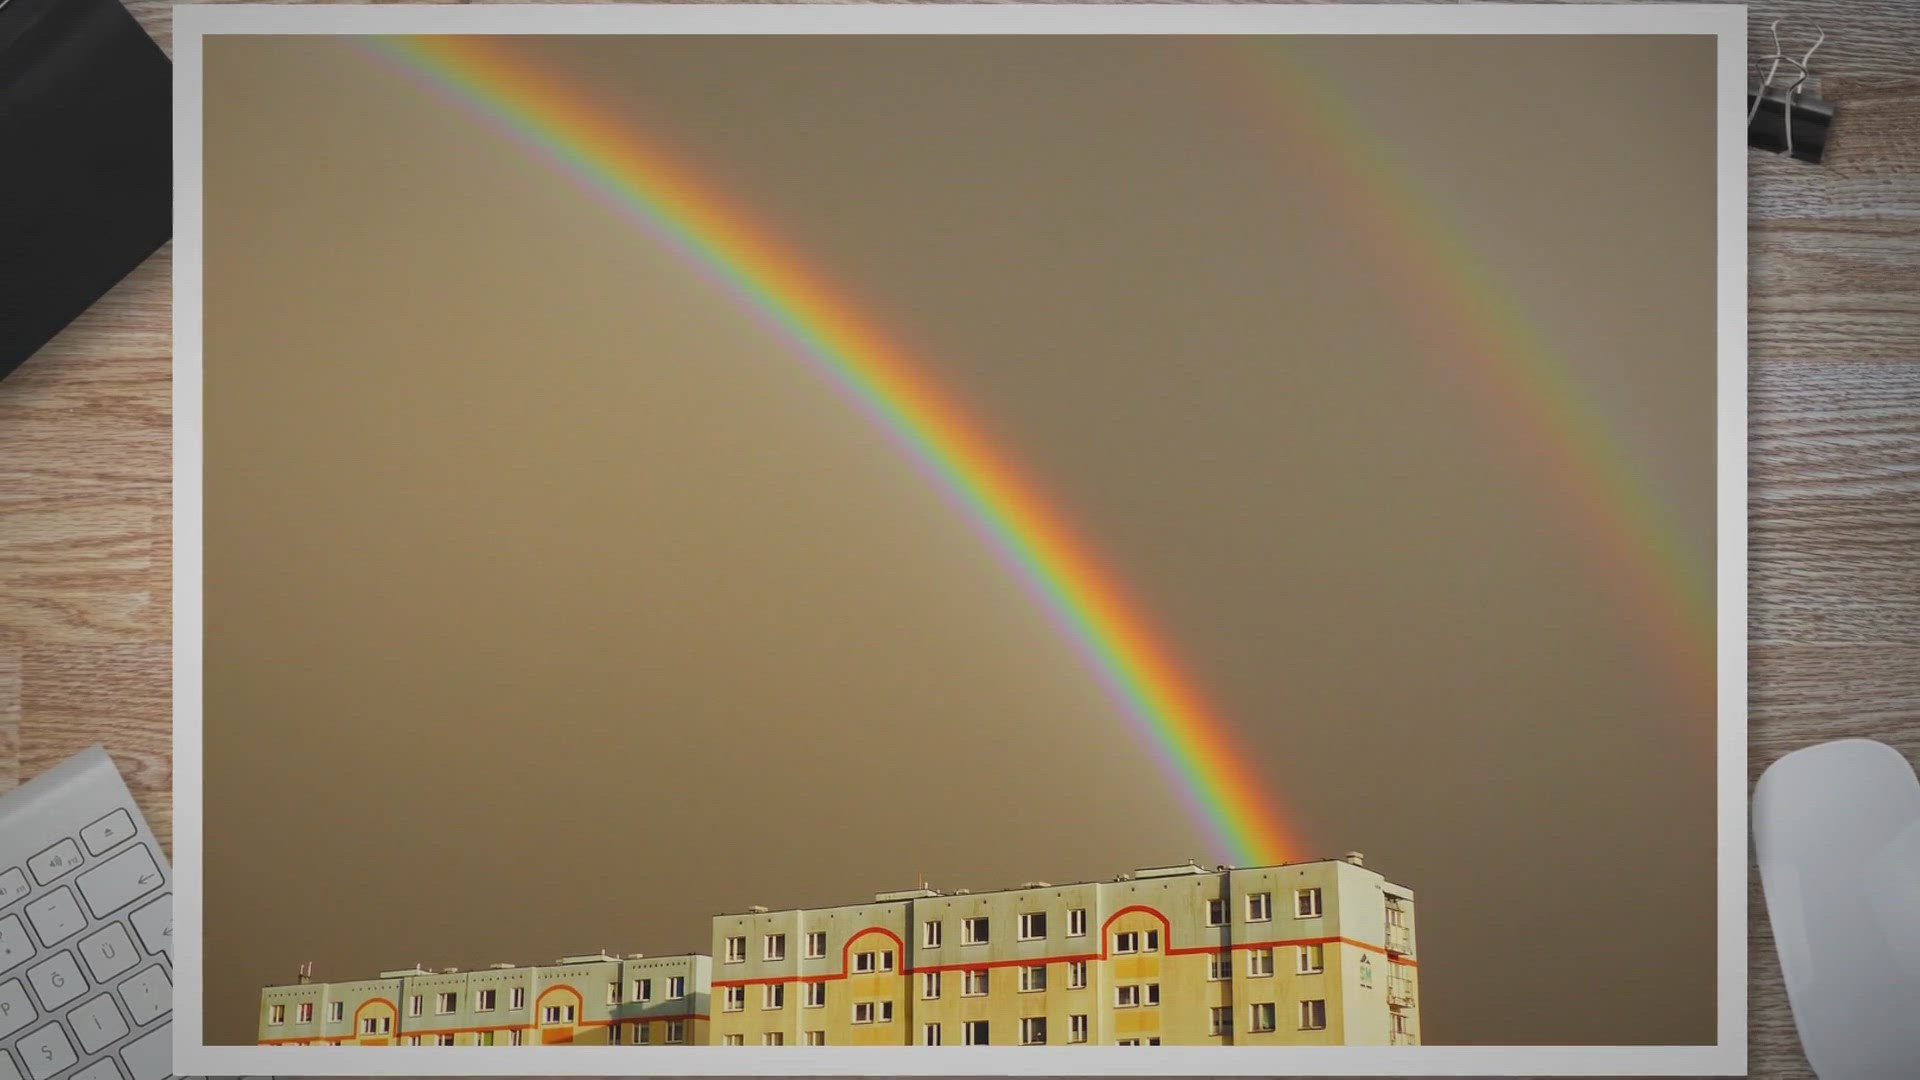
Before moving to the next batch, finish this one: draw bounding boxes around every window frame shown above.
[1295,887,1324,919]
[961,916,989,946]
[805,930,828,959]
[1299,998,1328,1030]
[1248,891,1273,922]
[764,933,787,961]
[1020,1016,1047,1045]
[1017,911,1047,940]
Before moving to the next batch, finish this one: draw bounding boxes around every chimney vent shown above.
[296,961,313,985]
[1344,851,1365,867]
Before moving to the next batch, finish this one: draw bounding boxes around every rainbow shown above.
[357,35,1301,867]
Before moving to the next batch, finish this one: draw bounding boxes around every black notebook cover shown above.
[0,0,171,382]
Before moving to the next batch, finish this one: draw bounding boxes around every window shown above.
[478,1032,494,1046]
[763,983,785,1009]
[962,968,989,996]
[923,920,943,948]
[852,1001,890,1024]
[1144,929,1160,953]
[268,1005,285,1026]
[1248,892,1273,922]
[1250,1002,1276,1033]
[765,933,787,961]
[1299,998,1327,1030]
[805,1030,826,1046]
[961,917,989,945]
[635,1023,651,1045]
[1018,912,1047,940]
[407,995,423,1017]
[1250,948,1274,977]
[722,986,744,1012]
[1113,930,1139,954]
[541,1005,563,1023]
[360,1017,389,1035]
[804,981,826,1008]
[1210,1006,1233,1035]
[1207,898,1228,926]
[1067,907,1087,937]
[922,1023,942,1046]
[805,931,827,959]
[1019,964,1046,992]
[921,971,941,999]
[1295,887,1323,918]
[723,1034,744,1046]
[667,976,685,999]
[607,982,621,1005]
[632,978,650,1002]
[1067,960,1087,989]
[854,950,877,973]
[510,987,526,1009]
[725,936,746,963]
[762,1032,784,1046]
[1144,983,1160,1006]
[476,989,496,1012]
[1069,1014,1088,1043]
[1020,1017,1047,1045]
[404,1036,420,1046]
[436,992,458,1015]
[434,1034,455,1047]
[1297,943,1325,974]
[610,1026,623,1046]
[963,1020,989,1046]
[665,1020,685,1043]
[509,1029,524,1046]
[329,1002,344,1022]
[1115,985,1141,1008]
[296,1002,313,1024]
[1208,952,1231,981]
[1118,1038,1140,1046]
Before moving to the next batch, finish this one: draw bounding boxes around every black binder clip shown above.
[1748,19,1834,164]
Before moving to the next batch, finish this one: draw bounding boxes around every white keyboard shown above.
[0,747,258,1080]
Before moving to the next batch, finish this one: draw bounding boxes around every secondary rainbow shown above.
[357,35,1300,868]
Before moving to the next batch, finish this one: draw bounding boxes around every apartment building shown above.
[258,951,710,1047]
[709,853,1418,1047]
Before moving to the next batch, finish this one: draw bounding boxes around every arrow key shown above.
[75,846,161,920]
[82,811,135,857]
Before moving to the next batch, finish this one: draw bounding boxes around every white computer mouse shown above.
[1753,738,1920,1079]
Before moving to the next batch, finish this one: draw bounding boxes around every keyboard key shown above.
[78,925,138,984]
[0,874,27,908]
[22,954,81,1012]
[118,966,169,1027]
[0,983,33,1039]
[0,1049,20,1080]
[70,1060,121,1080]
[24,844,79,889]
[0,920,32,975]
[119,1023,168,1080]
[81,811,136,857]
[128,896,169,961]
[70,994,128,1054]
[21,891,81,948]
[75,846,160,920]
[13,1022,73,1080]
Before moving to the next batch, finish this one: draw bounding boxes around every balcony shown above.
[1390,1030,1418,1046]
[1385,927,1413,957]
[1387,983,1415,1009]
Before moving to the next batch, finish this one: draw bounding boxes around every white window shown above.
[1299,998,1327,1030]
[542,1004,576,1023]
[635,1023,650,1044]
[922,1023,942,1046]
[610,1025,622,1046]
[632,978,650,1002]
[763,983,785,1009]
[1118,1038,1140,1046]
[1250,948,1274,977]
[1020,1017,1047,1045]
[1144,928,1160,952]
[1208,952,1231,981]
[664,1020,685,1043]
[404,1036,420,1046]
[805,931,827,959]
[963,1019,989,1046]
[961,917,989,945]
[509,1028,524,1045]
[1019,964,1046,992]
[765,933,787,961]
[1018,912,1047,940]
[606,982,621,1005]
[852,1001,879,1024]
[1115,985,1141,1008]
[1210,1005,1232,1035]
[434,1034,455,1047]
[762,1032,784,1046]
[723,1034,744,1046]
[1069,1014,1088,1043]
[1248,892,1273,922]
[667,976,686,998]
[804,981,826,1008]
[296,1002,313,1023]
[268,1004,285,1026]
[1393,1012,1412,1035]
[329,1002,344,1022]
[358,1017,376,1035]
[962,968,989,996]
[436,992,457,1015]
[725,936,746,963]
[722,986,744,1012]
[1144,982,1160,1006]
[510,987,525,1009]
[1295,887,1323,918]
[1067,908,1087,937]
[921,971,941,999]
[1297,943,1325,973]
[1113,930,1139,954]
[1067,960,1087,989]
[1250,1002,1276,1033]
[1207,898,1228,926]
[854,950,877,974]
[407,995,423,1017]
[805,1030,826,1046]
[475,989,496,1012]
[923,920,943,948]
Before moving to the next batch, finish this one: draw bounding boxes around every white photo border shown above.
[173,4,1749,1075]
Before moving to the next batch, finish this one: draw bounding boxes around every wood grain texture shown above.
[3,2,1917,1077]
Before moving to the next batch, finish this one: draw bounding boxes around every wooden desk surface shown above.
[2,2,1915,1075]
